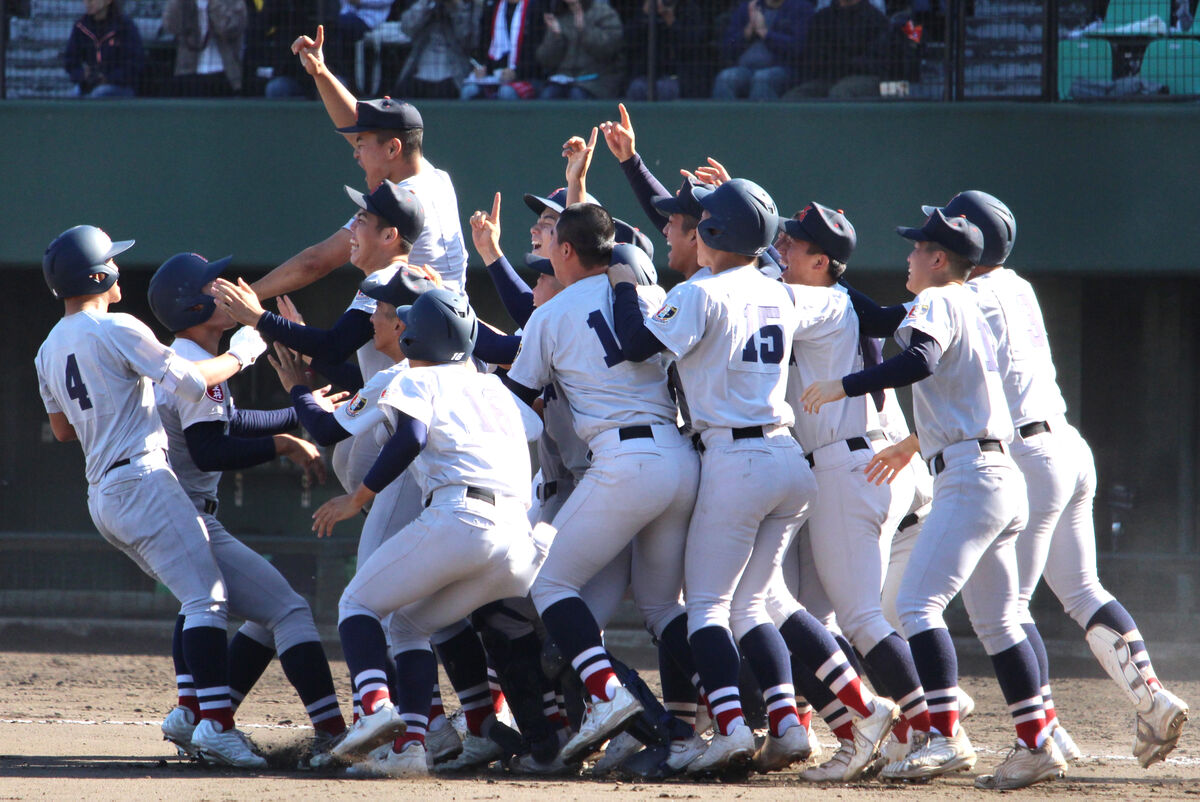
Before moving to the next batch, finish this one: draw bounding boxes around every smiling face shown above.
[662,213,698,277]
[778,237,827,286]
[349,210,396,273]
[905,240,940,295]
[530,209,559,256]
[353,133,396,190]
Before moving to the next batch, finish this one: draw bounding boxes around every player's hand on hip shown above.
[312,493,361,537]
[864,435,919,486]
[600,104,636,162]
[469,192,503,264]
[213,277,267,326]
[799,379,846,414]
[608,262,638,287]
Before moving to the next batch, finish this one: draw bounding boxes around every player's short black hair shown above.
[797,238,847,280]
[926,241,973,278]
[374,127,423,159]
[680,214,699,234]
[555,203,615,268]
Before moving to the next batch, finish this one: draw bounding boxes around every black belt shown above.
[618,425,654,441]
[1018,421,1050,438]
[202,499,218,515]
[695,425,766,455]
[804,429,887,468]
[931,439,1003,475]
[537,480,558,501]
[425,485,496,508]
[898,512,920,531]
[105,457,132,474]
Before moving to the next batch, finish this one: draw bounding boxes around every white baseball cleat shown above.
[664,734,708,773]
[560,686,643,764]
[881,732,911,764]
[331,701,407,760]
[510,751,577,776]
[434,733,503,771]
[425,718,463,767]
[753,723,812,772]
[974,737,1067,790]
[686,722,755,774]
[798,737,855,782]
[592,731,643,776]
[845,697,900,778]
[881,727,977,780]
[1051,721,1083,762]
[958,688,976,719]
[806,725,824,763]
[347,741,429,778]
[1134,688,1189,768]
[191,718,268,769]
[161,706,198,758]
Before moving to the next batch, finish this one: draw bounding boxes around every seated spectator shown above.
[786,0,889,98]
[395,0,482,99]
[63,0,145,98]
[712,0,814,100]
[327,0,396,90]
[625,0,708,100]
[244,0,318,98]
[535,0,624,99]
[461,0,547,99]
[162,0,248,96]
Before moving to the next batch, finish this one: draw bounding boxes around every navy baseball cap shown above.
[524,253,556,277]
[336,97,423,133]
[651,176,713,220]
[897,209,984,264]
[523,187,600,216]
[360,264,441,308]
[613,218,654,261]
[782,202,857,263]
[345,181,425,244]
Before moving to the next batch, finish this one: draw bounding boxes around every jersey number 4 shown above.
[65,353,93,411]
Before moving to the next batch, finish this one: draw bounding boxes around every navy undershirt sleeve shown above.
[289,386,352,446]
[619,153,672,233]
[840,281,908,338]
[256,309,374,365]
[473,325,522,365]
[309,356,365,392]
[184,420,278,472]
[484,256,536,327]
[842,330,942,397]
[496,369,542,408]
[612,281,666,361]
[362,413,428,493]
[229,407,298,436]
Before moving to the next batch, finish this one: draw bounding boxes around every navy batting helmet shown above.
[148,252,232,332]
[697,179,779,257]
[610,242,657,286]
[43,225,134,300]
[400,288,478,363]
[923,191,1015,266]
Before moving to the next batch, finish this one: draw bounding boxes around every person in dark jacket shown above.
[63,0,145,97]
[462,0,548,99]
[624,0,709,100]
[711,0,814,100]
[788,0,890,98]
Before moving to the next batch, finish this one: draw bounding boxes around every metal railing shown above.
[1,0,1196,102]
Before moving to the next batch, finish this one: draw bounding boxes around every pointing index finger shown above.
[491,191,501,221]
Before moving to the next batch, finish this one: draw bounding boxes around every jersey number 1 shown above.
[587,310,626,368]
[65,353,93,411]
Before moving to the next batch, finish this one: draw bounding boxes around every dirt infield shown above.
[2,647,1198,801]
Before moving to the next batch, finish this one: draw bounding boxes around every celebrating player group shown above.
[34,24,1188,792]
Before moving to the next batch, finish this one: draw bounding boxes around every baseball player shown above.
[608,179,898,776]
[947,190,1189,768]
[213,180,427,494]
[146,251,347,759]
[773,203,933,779]
[35,225,268,768]
[502,202,701,768]
[800,210,1066,790]
[308,288,543,777]
[250,30,468,299]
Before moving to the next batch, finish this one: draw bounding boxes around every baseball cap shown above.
[524,253,555,276]
[360,264,441,308]
[336,97,423,133]
[523,187,601,216]
[896,209,984,264]
[613,218,654,261]
[651,176,713,220]
[345,181,425,244]
[781,202,857,263]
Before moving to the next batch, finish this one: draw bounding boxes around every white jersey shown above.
[896,283,1013,459]
[345,264,400,383]
[539,380,591,483]
[155,338,233,501]
[509,274,675,445]
[336,359,409,441]
[36,311,203,485]
[378,363,537,505]
[649,264,798,431]
[785,284,879,452]
[341,164,468,293]
[967,267,1067,427]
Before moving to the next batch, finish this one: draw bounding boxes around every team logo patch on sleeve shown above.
[345,393,367,417]
[652,305,678,323]
[905,303,930,320]
[206,385,225,402]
